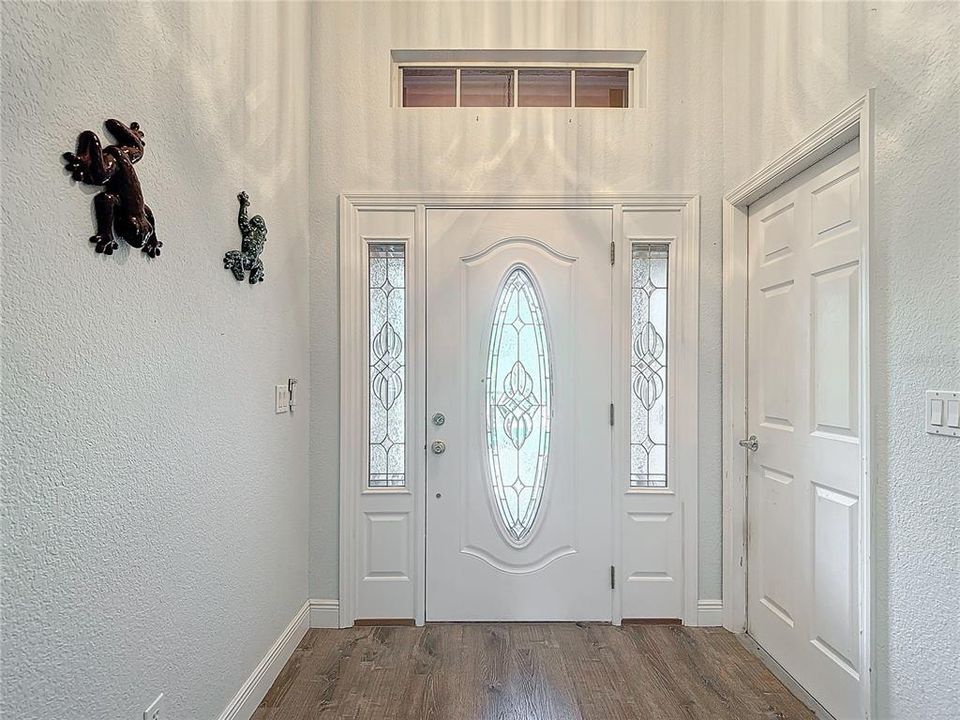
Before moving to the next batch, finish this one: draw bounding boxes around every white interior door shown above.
[426,208,613,621]
[747,140,863,719]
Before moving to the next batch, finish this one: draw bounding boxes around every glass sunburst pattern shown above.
[630,243,669,488]
[368,243,406,488]
[485,266,552,543]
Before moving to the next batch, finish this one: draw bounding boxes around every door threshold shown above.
[737,633,836,720]
[424,620,614,625]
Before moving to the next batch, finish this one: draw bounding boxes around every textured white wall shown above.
[307,0,727,605]
[723,1,960,715]
[1,2,311,719]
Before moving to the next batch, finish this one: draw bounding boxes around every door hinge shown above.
[609,403,615,426]
[610,241,616,265]
[610,565,616,590]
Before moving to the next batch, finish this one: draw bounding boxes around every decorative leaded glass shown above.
[368,243,405,488]
[485,266,552,543]
[630,244,669,488]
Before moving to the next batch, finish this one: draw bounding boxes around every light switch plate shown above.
[276,384,290,414]
[925,390,960,437]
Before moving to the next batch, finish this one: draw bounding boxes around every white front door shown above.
[747,140,863,719]
[426,208,613,621]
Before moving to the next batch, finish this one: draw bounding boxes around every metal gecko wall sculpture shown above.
[223,191,267,284]
[63,119,162,258]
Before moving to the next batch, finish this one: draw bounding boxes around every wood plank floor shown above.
[253,624,815,720]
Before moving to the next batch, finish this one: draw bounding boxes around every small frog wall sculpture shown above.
[63,119,162,258]
[223,191,267,284]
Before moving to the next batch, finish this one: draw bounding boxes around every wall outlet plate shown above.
[276,384,290,414]
[144,693,163,720]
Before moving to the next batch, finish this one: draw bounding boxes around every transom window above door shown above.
[392,49,645,109]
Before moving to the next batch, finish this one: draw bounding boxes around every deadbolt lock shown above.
[432,412,446,426]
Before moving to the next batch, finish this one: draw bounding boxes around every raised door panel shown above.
[759,202,796,264]
[621,509,682,617]
[811,263,859,440]
[811,167,859,242]
[759,280,798,431]
[756,466,798,631]
[363,513,410,579]
[811,484,860,680]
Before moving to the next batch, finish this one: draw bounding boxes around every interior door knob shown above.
[738,435,759,452]
[431,440,446,455]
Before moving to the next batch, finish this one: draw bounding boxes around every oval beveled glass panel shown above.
[485,266,552,544]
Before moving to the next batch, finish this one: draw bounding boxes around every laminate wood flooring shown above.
[252,624,815,720]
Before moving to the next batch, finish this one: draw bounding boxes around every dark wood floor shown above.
[254,624,814,720]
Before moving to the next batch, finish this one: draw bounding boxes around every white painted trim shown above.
[217,601,309,720]
[338,194,360,628]
[721,92,874,718]
[412,204,427,626]
[725,94,866,208]
[697,599,723,627]
[340,194,700,628]
[721,195,748,634]
[309,599,340,629]
[610,204,624,627]
[680,196,701,627]
[858,91,876,720]
[343,194,697,207]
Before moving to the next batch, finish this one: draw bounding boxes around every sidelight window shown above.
[630,243,669,488]
[368,243,406,488]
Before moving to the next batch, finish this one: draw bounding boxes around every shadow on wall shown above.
[137,1,305,212]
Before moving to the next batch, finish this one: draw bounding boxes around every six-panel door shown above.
[747,140,862,719]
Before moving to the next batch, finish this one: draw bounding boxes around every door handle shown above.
[431,440,447,455]
[738,435,759,452]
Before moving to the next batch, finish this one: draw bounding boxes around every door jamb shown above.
[721,92,875,717]
[340,194,701,628]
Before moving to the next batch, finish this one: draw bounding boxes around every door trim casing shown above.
[721,92,875,718]
[340,194,701,628]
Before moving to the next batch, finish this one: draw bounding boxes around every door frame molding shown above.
[340,194,701,627]
[721,92,875,717]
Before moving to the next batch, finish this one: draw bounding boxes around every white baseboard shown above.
[309,598,340,628]
[697,599,723,627]
[218,600,309,720]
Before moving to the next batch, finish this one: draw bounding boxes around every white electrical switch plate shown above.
[144,693,163,720]
[275,384,290,414]
[926,391,960,437]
